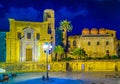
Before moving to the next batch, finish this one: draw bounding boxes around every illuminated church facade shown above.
[6,9,55,63]
[68,28,119,58]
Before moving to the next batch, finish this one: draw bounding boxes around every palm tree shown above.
[54,45,64,61]
[73,48,86,60]
[59,20,73,58]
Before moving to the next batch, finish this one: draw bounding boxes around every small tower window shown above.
[36,33,40,40]
[45,13,51,21]
[88,42,91,46]
[48,24,52,34]
[27,33,31,39]
[46,13,51,18]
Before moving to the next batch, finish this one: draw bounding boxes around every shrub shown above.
[111,55,118,59]
[83,57,92,60]
[94,57,103,60]
[104,55,111,59]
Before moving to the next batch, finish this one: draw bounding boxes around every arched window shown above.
[73,40,76,46]
[106,50,110,56]
[27,33,31,39]
[106,41,109,45]
[97,41,100,45]
[88,41,91,46]
[106,50,109,53]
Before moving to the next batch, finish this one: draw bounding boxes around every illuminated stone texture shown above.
[6,9,55,63]
[82,28,90,35]
[91,28,98,34]
[99,28,106,34]
[68,28,118,57]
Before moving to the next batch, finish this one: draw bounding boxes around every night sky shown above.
[0,0,120,39]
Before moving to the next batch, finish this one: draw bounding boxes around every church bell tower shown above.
[43,9,55,47]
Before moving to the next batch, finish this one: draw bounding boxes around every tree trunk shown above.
[63,30,68,58]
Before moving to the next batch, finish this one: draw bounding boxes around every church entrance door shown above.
[26,48,32,61]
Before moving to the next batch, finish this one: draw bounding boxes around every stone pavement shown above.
[0,72,120,84]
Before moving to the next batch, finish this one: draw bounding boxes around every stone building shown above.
[68,28,119,58]
[6,9,55,63]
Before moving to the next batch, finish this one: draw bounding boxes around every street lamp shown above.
[43,42,52,80]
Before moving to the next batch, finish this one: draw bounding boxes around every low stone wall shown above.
[66,61,120,72]
[0,62,66,73]
[0,61,120,73]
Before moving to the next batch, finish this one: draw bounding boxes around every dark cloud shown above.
[55,7,88,27]
[0,7,42,31]
[56,7,88,19]
[5,7,41,21]
[41,1,55,9]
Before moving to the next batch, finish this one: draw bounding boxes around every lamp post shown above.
[43,42,52,80]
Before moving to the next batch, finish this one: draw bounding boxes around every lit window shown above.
[36,33,40,40]
[88,42,91,46]
[27,33,31,39]
[17,32,21,39]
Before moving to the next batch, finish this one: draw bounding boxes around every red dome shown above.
[91,28,98,34]
[99,28,106,34]
[82,28,90,35]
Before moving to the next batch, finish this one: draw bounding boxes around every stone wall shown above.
[66,61,120,72]
[0,61,120,73]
